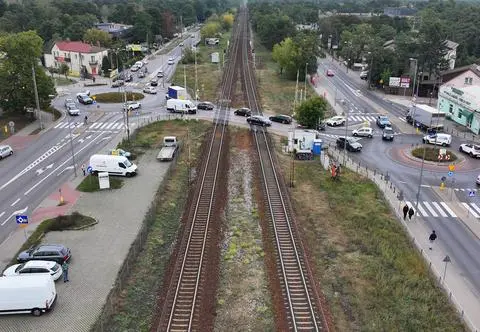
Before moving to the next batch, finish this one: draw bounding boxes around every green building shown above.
[438,85,480,134]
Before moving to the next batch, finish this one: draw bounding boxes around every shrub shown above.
[411,146,457,162]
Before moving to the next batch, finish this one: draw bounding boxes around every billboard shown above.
[389,77,400,87]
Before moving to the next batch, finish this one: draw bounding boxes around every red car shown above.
[326,69,334,77]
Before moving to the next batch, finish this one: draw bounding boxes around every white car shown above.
[124,101,141,111]
[143,86,157,94]
[67,105,80,116]
[0,145,13,159]
[130,65,140,72]
[64,98,74,107]
[179,42,184,47]
[476,174,480,185]
[3,260,62,281]
[168,57,175,65]
[325,116,346,127]
[459,143,480,158]
[422,133,452,146]
[352,127,373,138]
[157,70,164,78]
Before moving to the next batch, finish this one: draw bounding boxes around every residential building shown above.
[44,41,108,77]
[438,85,480,134]
[94,23,133,40]
[383,7,418,17]
[441,64,480,88]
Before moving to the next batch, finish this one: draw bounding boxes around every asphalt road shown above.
[316,57,480,296]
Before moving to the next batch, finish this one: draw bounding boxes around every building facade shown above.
[438,85,480,134]
[44,41,108,77]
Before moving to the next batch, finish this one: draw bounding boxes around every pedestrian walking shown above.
[403,204,409,220]
[429,230,437,250]
[84,115,88,125]
[81,164,86,176]
[92,76,96,83]
[62,261,69,282]
[408,207,415,220]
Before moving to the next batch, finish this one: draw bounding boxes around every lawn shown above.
[411,146,457,162]
[0,111,35,139]
[273,141,466,331]
[76,176,124,192]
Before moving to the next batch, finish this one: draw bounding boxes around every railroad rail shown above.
[240,9,330,332]
[153,11,244,332]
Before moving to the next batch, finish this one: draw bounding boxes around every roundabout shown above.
[91,92,145,103]
[411,146,458,162]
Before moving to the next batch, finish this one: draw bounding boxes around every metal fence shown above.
[324,144,478,332]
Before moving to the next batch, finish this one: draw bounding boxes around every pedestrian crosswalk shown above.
[347,115,377,123]
[405,201,458,218]
[54,121,126,131]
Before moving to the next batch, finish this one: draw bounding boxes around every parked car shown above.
[382,128,395,141]
[360,71,369,80]
[317,122,326,131]
[234,107,252,117]
[124,101,141,111]
[67,104,80,116]
[336,137,362,152]
[0,144,13,159]
[143,86,157,94]
[197,101,214,110]
[352,127,373,138]
[17,244,71,264]
[3,260,63,281]
[325,116,346,127]
[130,65,139,72]
[247,115,272,127]
[168,57,175,65]
[76,93,93,105]
[150,78,159,86]
[64,98,74,107]
[326,69,334,77]
[459,143,480,158]
[179,42,184,47]
[269,114,292,124]
[157,70,164,78]
[376,115,391,128]
[107,148,131,158]
[423,133,452,146]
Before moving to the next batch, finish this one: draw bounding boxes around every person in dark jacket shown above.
[429,230,437,250]
[403,204,409,220]
[408,207,415,220]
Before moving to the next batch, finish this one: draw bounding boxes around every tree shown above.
[83,28,112,48]
[295,96,327,129]
[272,37,296,75]
[222,13,234,30]
[59,63,70,79]
[256,14,294,50]
[0,31,55,113]
[201,21,220,39]
[101,56,111,77]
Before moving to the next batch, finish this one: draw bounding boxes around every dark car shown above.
[124,74,133,82]
[269,114,292,124]
[336,137,362,152]
[197,101,214,110]
[234,107,252,117]
[382,128,395,141]
[112,80,125,88]
[77,93,93,105]
[150,78,159,86]
[247,115,272,127]
[17,244,72,264]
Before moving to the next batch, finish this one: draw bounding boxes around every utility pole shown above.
[183,64,187,92]
[343,109,349,165]
[32,64,43,130]
[410,58,418,98]
[304,62,308,101]
[180,16,183,37]
[123,87,130,142]
[368,52,373,89]
[194,48,198,102]
[293,69,299,113]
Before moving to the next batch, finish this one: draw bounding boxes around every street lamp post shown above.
[32,64,43,130]
[368,52,373,89]
[410,58,418,98]
[343,109,349,165]
[304,62,308,101]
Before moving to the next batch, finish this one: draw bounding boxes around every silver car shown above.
[0,145,13,159]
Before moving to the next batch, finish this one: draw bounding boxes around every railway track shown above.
[240,9,331,332]
[153,12,244,332]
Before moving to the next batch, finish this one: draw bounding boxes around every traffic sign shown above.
[16,215,28,224]
[441,176,446,182]
[469,191,476,197]
[449,164,455,172]
[448,171,454,177]
[87,166,93,174]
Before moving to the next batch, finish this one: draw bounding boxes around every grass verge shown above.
[0,111,35,140]
[54,77,77,86]
[11,212,96,264]
[92,92,144,103]
[273,138,466,331]
[412,146,457,162]
[105,120,211,331]
[214,128,273,331]
[76,176,124,192]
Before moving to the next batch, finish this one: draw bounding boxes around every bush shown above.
[411,146,457,162]
[92,92,144,103]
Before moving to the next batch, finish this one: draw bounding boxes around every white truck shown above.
[406,104,445,132]
[89,154,138,177]
[0,274,57,316]
[157,136,179,161]
[166,98,197,114]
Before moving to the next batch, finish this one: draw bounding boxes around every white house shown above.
[44,41,108,77]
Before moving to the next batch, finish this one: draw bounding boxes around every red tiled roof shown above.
[55,41,95,53]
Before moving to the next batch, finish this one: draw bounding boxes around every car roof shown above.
[0,145,11,149]
[23,260,57,268]
[36,244,65,250]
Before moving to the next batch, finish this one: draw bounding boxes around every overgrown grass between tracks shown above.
[273,138,467,331]
[104,119,210,331]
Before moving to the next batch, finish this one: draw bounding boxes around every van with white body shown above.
[0,274,57,316]
[166,99,197,114]
[89,154,137,177]
[134,61,144,69]
[423,133,452,146]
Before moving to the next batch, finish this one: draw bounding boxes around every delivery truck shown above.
[166,98,197,114]
[166,86,187,100]
[406,104,445,132]
[157,136,179,161]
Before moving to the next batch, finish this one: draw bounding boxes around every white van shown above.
[423,133,452,146]
[166,99,197,114]
[89,154,138,177]
[0,274,57,316]
[134,61,144,69]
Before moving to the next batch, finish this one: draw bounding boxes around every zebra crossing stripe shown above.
[469,203,480,215]
[462,203,480,218]
[111,123,121,129]
[440,202,457,218]
[54,122,64,128]
[431,202,448,217]
[416,203,429,217]
[423,202,438,217]
[90,122,102,129]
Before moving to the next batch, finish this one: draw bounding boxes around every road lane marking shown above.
[462,203,480,218]
[10,198,20,207]
[469,203,480,215]
[422,202,438,217]
[416,203,428,217]
[440,202,457,218]
[1,206,28,226]
[432,202,448,217]
[0,212,4,218]
[24,132,105,196]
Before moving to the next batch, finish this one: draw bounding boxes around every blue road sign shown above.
[448,171,454,177]
[16,215,28,224]
[441,176,446,182]
[469,191,476,197]
[87,166,93,174]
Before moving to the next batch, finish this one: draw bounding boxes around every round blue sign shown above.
[448,171,454,177]
[87,166,93,174]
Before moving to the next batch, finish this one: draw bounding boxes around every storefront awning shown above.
[459,109,474,121]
